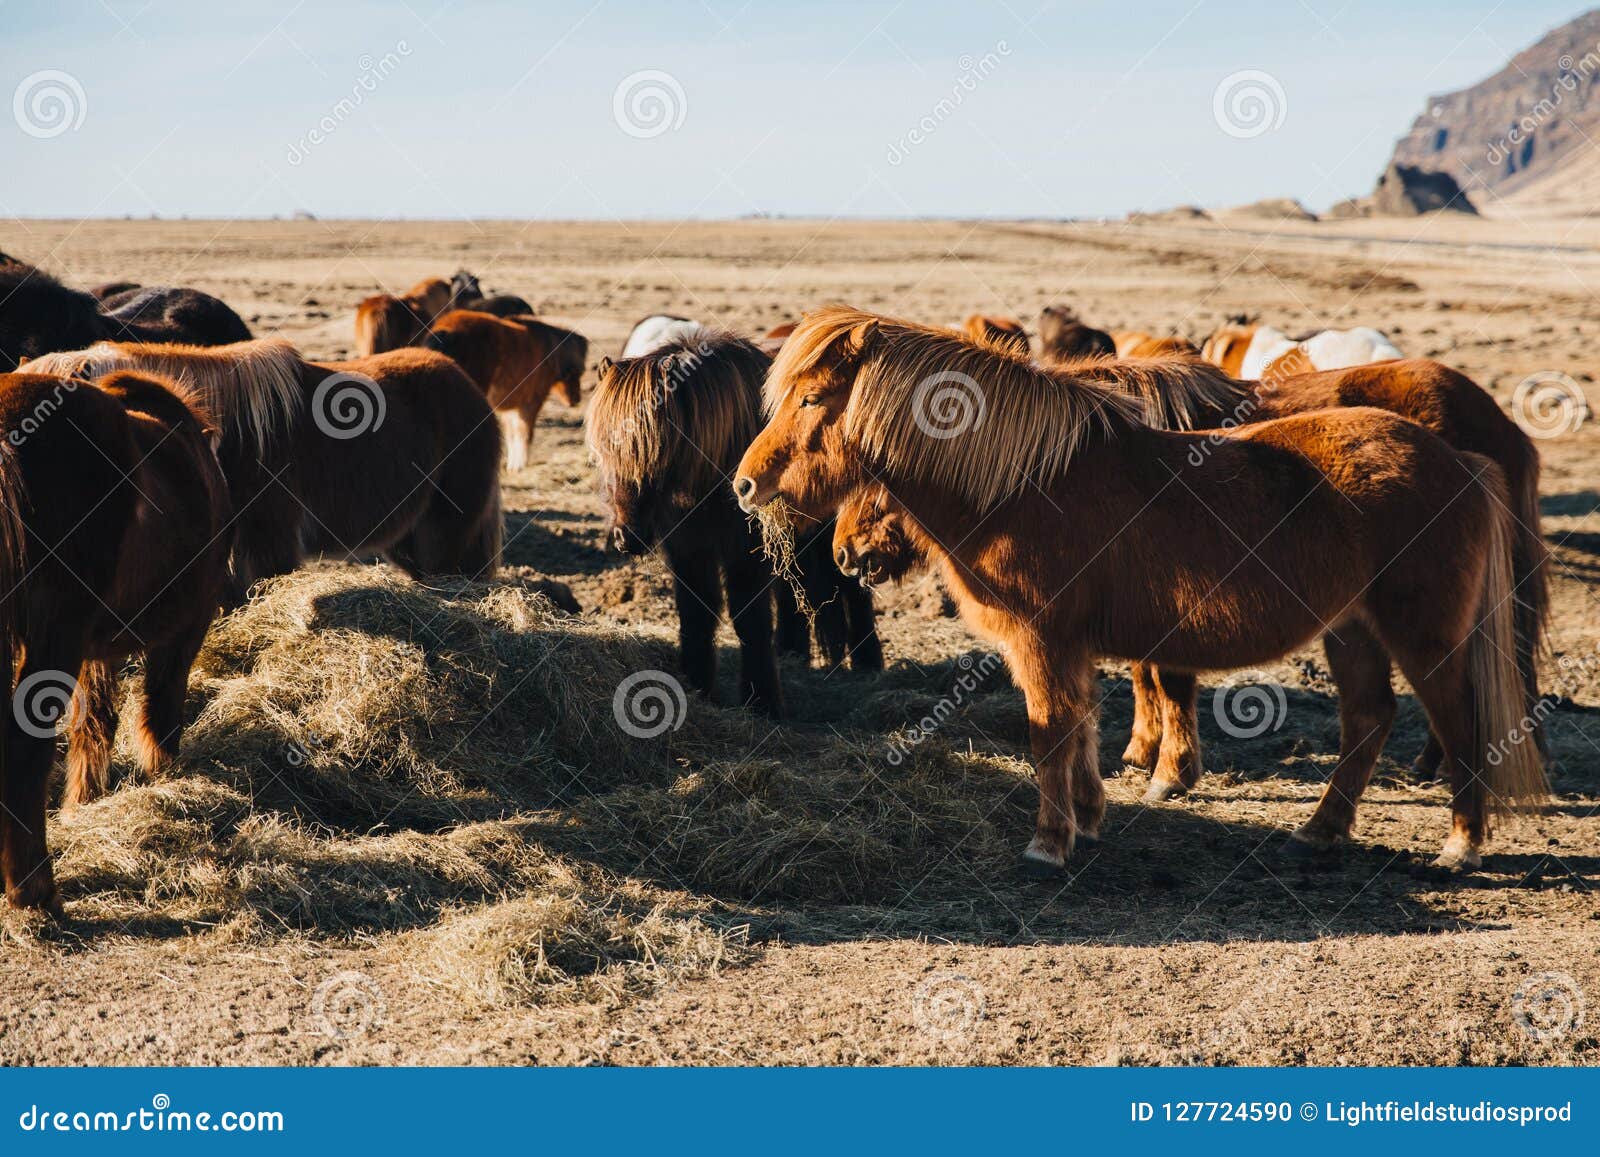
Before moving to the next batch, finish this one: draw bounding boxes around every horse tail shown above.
[1466,454,1549,825]
[0,442,30,766]
[1508,432,1551,737]
[355,296,408,356]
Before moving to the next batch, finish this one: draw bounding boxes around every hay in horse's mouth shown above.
[748,497,814,619]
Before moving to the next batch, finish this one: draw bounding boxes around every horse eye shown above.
[800,393,821,408]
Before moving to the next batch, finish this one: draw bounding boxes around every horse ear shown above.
[822,319,877,370]
[597,356,614,377]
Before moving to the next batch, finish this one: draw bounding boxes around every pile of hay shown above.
[48,566,1040,1001]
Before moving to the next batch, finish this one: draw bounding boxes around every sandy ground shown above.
[0,216,1596,1066]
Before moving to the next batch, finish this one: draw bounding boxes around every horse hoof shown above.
[1431,840,1482,874]
[1018,840,1069,879]
[1280,835,1340,863]
[1141,779,1186,804]
[1074,832,1102,856]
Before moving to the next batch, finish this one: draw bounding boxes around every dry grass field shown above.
[0,215,1595,1065]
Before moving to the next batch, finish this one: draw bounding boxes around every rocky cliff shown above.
[1388,8,1600,203]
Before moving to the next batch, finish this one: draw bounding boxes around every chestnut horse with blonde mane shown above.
[424,309,587,471]
[735,306,1544,875]
[827,347,1550,798]
[0,369,231,911]
[27,339,502,604]
[354,277,455,355]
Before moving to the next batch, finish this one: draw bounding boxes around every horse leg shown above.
[499,411,529,471]
[63,660,121,809]
[513,404,540,471]
[1288,623,1396,854]
[1391,649,1488,871]
[772,576,811,662]
[1012,639,1095,874]
[227,503,304,608]
[1120,660,1164,771]
[3,638,83,913]
[804,563,849,670]
[1144,667,1202,802]
[1411,732,1444,782]
[664,542,723,702]
[133,623,208,783]
[724,550,785,719]
[841,580,884,672]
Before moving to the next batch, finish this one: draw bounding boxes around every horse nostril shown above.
[733,476,756,501]
[835,547,850,570]
[611,527,628,553]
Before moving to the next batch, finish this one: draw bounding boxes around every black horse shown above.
[0,256,252,370]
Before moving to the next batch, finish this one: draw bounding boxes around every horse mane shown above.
[587,330,766,497]
[1065,353,1246,430]
[770,306,1144,512]
[24,338,304,457]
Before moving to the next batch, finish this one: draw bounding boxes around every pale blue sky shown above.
[0,0,1589,219]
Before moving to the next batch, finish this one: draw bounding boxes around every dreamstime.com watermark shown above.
[1213,69,1286,139]
[286,41,412,165]
[1212,669,1288,740]
[912,971,985,1041]
[312,971,385,1040]
[885,649,1005,765]
[1484,43,1600,167]
[12,69,86,138]
[12,668,77,740]
[1512,971,1586,1044]
[886,41,1011,165]
[613,669,688,739]
[311,371,386,438]
[3,377,80,450]
[17,1095,284,1134]
[613,70,686,138]
[1511,370,1589,439]
[911,370,987,440]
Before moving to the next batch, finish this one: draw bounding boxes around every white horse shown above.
[1233,324,1403,380]
[622,314,706,358]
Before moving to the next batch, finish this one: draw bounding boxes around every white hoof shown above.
[1432,834,1482,872]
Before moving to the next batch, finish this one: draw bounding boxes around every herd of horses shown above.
[0,248,1553,912]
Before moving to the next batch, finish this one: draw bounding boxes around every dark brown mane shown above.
[588,330,768,497]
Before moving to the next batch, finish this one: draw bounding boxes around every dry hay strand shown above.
[748,498,814,617]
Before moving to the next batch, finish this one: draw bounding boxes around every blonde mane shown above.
[587,330,767,498]
[1063,353,1247,430]
[26,338,305,456]
[770,306,1145,512]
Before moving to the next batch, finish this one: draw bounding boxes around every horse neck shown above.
[865,424,1167,620]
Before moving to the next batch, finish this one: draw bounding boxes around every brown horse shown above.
[962,314,1030,356]
[587,331,879,717]
[424,309,587,470]
[0,369,231,911]
[1038,306,1115,361]
[735,306,1544,874]
[1110,354,1549,788]
[353,277,455,355]
[26,340,502,604]
[828,349,1550,794]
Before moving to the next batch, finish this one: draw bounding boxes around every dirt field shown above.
[0,216,1595,1066]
